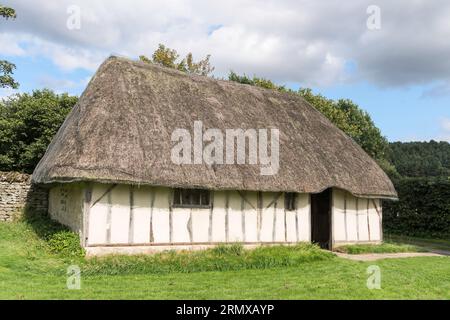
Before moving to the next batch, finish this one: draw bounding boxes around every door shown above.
[311,188,332,249]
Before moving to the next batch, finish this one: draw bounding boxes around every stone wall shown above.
[0,171,48,221]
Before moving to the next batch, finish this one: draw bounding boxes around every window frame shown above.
[172,188,212,209]
[284,192,297,211]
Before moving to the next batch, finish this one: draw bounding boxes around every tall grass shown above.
[83,243,335,275]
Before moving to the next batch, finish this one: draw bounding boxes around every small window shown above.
[285,192,297,211]
[173,189,211,208]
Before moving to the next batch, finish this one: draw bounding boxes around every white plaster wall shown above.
[243,191,258,242]
[211,191,226,242]
[131,186,152,244]
[50,183,382,248]
[87,183,109,245]
[332,189,383,244]
[48,184,84,235]
[357,198,370,241]
[296,193,311,242]
[368,199,381,241]
[87,183,312,247]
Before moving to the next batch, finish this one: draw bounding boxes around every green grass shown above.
[334,243,423,254]
[385,234,450,252]
[0,216,449,299]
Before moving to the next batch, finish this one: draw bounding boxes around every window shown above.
[285,192,297,211]
[173,188,211,208]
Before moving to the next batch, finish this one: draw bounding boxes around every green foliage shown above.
[0,5,18,89]
[140,44,215,76]
[298,89,390,162]
[0,4,16,19]
[212,243,244,256]
[388,141,450,178]
[83,243,333,275]
[21,213,85,258]
[228,71,288,91]
[150,43,181,69]
[334,243,422,254]
[0,60,19,89]
[0,89,78,173]
[384,177,450,239]
[46,231,84,257]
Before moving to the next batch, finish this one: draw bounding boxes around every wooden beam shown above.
[82,185,92,247]
[237,190,256,210]
[272,202,277,241]
[355,197,360,241]
[257,191,262,241]
[149,188,155,243]
[128,185,134,244]
[90,184,117,208]
[265,192,282,209]
[106,190,112,244]
[366,199,371,241]
[169,189,173,244]
[344,192,348,241]
[208,191,215,242]
[225,191,230,242]
[241,193,246,242]
[87,241,304,248]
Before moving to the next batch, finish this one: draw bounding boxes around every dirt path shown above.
[334,252,447,261]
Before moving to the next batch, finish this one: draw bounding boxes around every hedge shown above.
[383,177,450,239]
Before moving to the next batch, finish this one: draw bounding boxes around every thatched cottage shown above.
[32,56,397,255]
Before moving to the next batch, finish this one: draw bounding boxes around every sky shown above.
[1,0,449,142]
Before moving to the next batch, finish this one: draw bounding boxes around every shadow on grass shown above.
[21,207,85,257]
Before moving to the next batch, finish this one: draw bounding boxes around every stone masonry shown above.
[0,171,48,221]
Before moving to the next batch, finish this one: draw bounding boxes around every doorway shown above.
[311,188,332,250]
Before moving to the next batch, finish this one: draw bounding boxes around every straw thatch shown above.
[32,56,397,199]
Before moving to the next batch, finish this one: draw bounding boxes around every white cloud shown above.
[0,33,26,56]
[436,118,450,142]
[441,118,450,132]
[37,75,76,90]
[1,0,450,89]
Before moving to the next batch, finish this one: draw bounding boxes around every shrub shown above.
[46,230,84,257]
[383,177,450,239]
[21,212,84,258]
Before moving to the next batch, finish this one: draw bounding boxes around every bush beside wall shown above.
[383,178,450,239]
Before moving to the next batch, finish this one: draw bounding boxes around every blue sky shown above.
[1,0,450,142]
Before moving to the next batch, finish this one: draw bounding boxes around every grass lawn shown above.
[0,218,449,299]
[385,234,450,252]
[333,243,424,254]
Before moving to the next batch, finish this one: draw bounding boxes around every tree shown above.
[228,71,287,91]
[299,90,390,164]
[140,44,215,76]
[0,4,18,89]
[388,141,450,178]
[0,89,78,173]
[0,4,16,18]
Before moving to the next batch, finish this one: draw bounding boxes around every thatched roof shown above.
[32,56,397,199]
